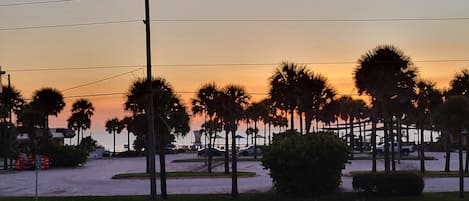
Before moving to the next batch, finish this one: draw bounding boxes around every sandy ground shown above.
[1,152,469,196]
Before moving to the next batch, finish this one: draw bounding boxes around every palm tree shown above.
[433,96,469,199]
[0,85,24,169]
[245,101,269,159]
[447,69,469,172]
[68,99,94,145]
[218,84,250,197]
[338,96,367,158]
[121,116,134,152]
[125,77,190,198]
[414,80,442,173]
[298,73,336,134]
[270,62,309,131]
[30,88,65,130]
[105,118,123,155]
[192,83,220,173]
[354,45,417,173]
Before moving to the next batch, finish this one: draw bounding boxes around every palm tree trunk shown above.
[113,131,116,155]
[254,121,258,159]
[76,128,80,146]
[420,127,425,173]
[231,119,238,197]
[349,118,354,159]
[371,110,377,173]
[397,117,402,164]
[158,133,167,199]
[290,109,294,131]
[127,130,130,152]
[268,123,271,145]
[359,120,363,153]
[391,121,396,171]
[383,116,391,173]
[459,132,464,199]
[224,129,229,174]
[445,131,451,172]
[430,130,434,143]
[207,130,213,173]
[406,124,410,143]
[299,111,303,134]
[465,135,469,174]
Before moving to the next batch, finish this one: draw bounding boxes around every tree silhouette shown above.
[270,62,309,131]
[433,96,469,199]
[105,118,123,155]
[30,88,65,130]
[67,99,94,145]
[354,45,417,173]
[125,77,190,197]
[218,84,250,197]
[192,83,220,173]
[414,80,442,173]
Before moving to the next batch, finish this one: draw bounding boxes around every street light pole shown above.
[144,0,157,200]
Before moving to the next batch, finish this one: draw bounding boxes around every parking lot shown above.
[1,152,469,196]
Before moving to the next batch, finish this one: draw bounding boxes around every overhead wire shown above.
[61,68,144,92]
[0,0,72,7]
[6,59,469,72]
[1,17,469,31]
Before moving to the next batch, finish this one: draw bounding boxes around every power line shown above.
[7,59,469,72]
[58,91,360,100]
[2,16,469,31]
[151,17,469,22]
[62,68,143,92]
[0,0,72,7]
[0,19,140,31]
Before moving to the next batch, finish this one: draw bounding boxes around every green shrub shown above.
[115,151,144,157]
[40,144,88,167]
[353,171,424,196]
[261,132,349,196]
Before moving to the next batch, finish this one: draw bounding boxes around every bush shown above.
[40,143,88,167]
[261,132,349,196]
[353,171,424,196]
[115,151,144,157]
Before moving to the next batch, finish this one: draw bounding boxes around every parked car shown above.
[197,147,225,157]
[376,143,414,156]
[238,145,263,156]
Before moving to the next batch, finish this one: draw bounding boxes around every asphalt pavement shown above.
[1,152,469,196]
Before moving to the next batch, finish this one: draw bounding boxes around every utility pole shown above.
[7,74,12,169]
[144,0,157,200]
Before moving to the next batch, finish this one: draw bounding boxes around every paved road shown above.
[1,152,469,196]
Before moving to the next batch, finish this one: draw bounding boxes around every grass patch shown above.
[173,157,260,163]
[2,192,469,201]
[112,171,256,179]
[351,156,437,160]
[348,170,469,177]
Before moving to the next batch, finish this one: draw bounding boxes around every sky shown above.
[1,0,469,151]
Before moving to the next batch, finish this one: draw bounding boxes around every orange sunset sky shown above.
[1,0,469,147]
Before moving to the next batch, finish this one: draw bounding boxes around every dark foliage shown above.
[40,143,88,167]
[353,172,424,196]
[262,131,349,196]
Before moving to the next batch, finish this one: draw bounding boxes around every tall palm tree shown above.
[414,80,442,173]
[433,96,469,199]
[447,69,469,172]
[270,62,309,131]
[299,73,336,134]
[67,112,89,145]
[0,86,24,169]
[218,84,250,197]
[192,83,220,173]
[105,118,123,155]
[68,99,94,145]
[121,116,134,152]
[30,88,65,130]
[125,77,190,198]
[245,101,269,159]
[338,96,367,158]
[354,45,417,173]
